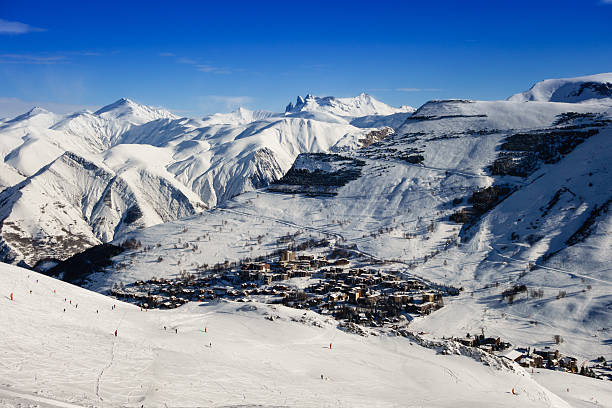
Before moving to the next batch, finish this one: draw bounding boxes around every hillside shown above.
[3,262,606,407]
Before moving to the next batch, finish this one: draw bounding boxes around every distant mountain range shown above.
[1,73,612,279]
[0,93,411,267]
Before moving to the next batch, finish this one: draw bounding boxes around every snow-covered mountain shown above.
[94,97,177,122]
[0,95,404,266]
[285,93,415,117]
[79,74,612,364]
[2,262,605,407]
[509,73,612,103]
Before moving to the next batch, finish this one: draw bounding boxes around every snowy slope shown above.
[0,162,24,191]
[97,79,612,361]
[0,148,205,267]
[0,262,594,408]
[509,73,612,103]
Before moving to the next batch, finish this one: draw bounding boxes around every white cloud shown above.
[0,53,66,64]
[159,52,175,57]
[0,97,98,119]
[0,19,44,35]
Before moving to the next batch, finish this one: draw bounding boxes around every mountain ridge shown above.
[0,94,400,266]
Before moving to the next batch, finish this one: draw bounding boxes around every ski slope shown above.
[2,262,606,408]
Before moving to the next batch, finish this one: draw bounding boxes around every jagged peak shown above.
[285,93,413,117]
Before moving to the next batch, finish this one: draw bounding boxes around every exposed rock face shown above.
[490,113,609,177]
[270,153,366,196]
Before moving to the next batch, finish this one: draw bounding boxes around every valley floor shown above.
[1,263,610,407]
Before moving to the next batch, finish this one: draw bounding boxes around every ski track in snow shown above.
[95,311,126,402]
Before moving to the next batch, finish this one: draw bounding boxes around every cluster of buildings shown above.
[300,267,447,326]
[237,251,330,284]
[237,250,452,326]
[110,249,455,328]
[451,332,610,381]
[456,332,512,353]
[500,346,610,380]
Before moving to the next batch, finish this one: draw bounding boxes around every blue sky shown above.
[1,0,611,117]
